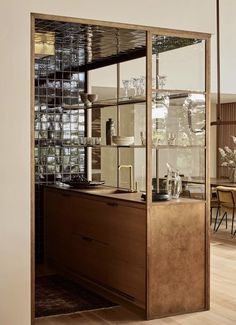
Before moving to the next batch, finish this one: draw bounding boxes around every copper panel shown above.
[148,202,206,318]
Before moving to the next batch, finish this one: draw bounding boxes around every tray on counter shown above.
[64,180,105,189]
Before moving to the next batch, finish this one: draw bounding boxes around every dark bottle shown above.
[106,118,115,145]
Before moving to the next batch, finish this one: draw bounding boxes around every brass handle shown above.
[72,232,93,242]
[106,202,118,207]
[72,232,108,246]
[81,236,93,242]
[61,193,70,197]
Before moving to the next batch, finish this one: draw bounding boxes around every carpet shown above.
[35,274,117,318]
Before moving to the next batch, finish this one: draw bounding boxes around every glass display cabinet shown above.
[151,35,207,200]
[32,14,210,320]
[146,32,210,318]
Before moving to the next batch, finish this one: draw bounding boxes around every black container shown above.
[106,118,115,145]
[141,191,170,202]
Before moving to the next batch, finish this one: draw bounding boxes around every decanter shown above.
[166,163,182,199]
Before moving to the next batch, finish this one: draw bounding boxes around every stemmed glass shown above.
[157,75,167,89]
[122,79,131,98]
[131,77,140,97]
[139,76,146,96]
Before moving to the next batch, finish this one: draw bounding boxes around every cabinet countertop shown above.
[45,185,205,207]
[46,184,145,206]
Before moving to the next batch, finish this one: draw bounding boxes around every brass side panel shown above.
[148,202,206,318]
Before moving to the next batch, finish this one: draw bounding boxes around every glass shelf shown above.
[152,89,206,95]
[62,96,146,110]
[152,145,206,149]
[35,139,205,149]
[34,140,145,148]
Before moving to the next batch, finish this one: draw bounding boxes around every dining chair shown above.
[210,187,219,226]
[214,186,236,235]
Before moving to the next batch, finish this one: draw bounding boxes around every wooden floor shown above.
[35,231,236,325]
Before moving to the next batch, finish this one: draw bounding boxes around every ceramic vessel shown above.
[88,93,98,104]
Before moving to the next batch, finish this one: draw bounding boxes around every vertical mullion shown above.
[205,36,211,310]
[31,13,36,325]
[145,30,152,319]
[146,32,153,206]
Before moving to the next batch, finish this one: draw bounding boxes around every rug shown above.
[35,274,117,318]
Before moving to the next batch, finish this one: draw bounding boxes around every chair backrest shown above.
[216,186,236,211]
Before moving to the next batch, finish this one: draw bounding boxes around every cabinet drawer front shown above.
[69,195,146,245]
[104,255,145,304]
[69,233,145,304]
[68,232,109,285]
[44,188,146,305]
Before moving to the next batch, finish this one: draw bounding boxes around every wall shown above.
[220,0,236,94]
[0,1,215,324]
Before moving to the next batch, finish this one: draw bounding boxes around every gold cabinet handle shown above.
[106,202,118,207]
[81,236,93,242]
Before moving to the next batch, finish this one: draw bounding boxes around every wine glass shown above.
[157,75,167,89]
[122,79,131,98]
[131,77,140,97]
[139,76,146,96]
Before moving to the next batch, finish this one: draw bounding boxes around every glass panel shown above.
[120,58,146,99]
[152,35,205,92]
[151,34,206,202]
[89,64,117,102]
[152,147,205,200]
[152,94,206,147]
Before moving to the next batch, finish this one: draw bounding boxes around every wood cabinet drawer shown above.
[69,195,145,244]
[44,187,146,304]
[68,232,145,304]
[66,231,109,285]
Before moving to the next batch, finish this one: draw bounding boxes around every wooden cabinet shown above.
[44,187,146,306]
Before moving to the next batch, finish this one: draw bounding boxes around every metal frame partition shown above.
[31,13,211,323]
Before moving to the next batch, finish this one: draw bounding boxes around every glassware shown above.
[131,77,140,97]
[166,163,182,199]
[139,76,146,96]
[94,137,101,145]
[157,75,167,89]
[153,129,165,146]
[79,136,86,145]
[122,79,131,98]
[167,132,176,145]
[152,99,168,119]
[177,131,189,146]
[140,131,146,146]
[86,137,93,145]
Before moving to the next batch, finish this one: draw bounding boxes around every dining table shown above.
[181,177,236,188]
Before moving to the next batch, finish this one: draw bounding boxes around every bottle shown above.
[106,118,115,145]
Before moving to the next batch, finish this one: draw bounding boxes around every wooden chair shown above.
[210,187,219,226]
[214,186,236,235]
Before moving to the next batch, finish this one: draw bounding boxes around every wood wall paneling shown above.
[217,102,236,178]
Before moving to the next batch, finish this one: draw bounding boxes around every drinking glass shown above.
[131,77,140,97]
[167,132,176,145]
[122,79,131,98]
[139,76,146,96]
[157,75,167,89]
